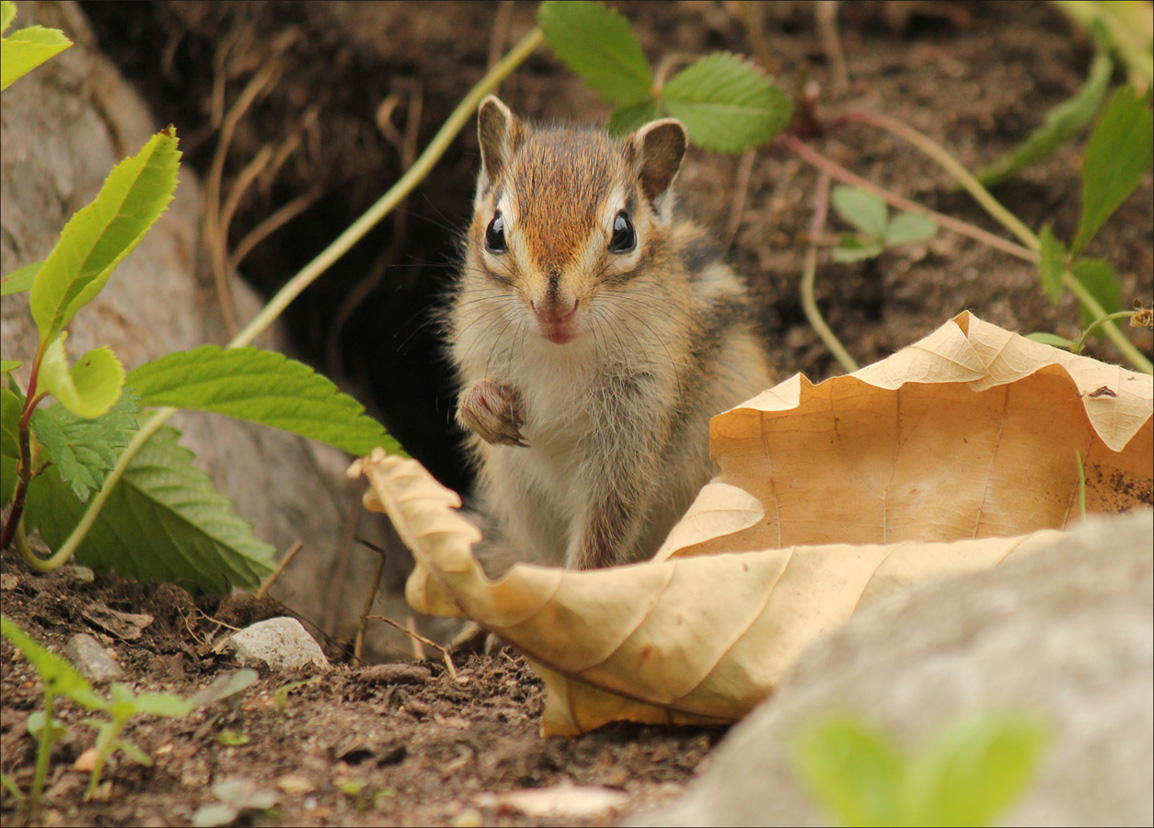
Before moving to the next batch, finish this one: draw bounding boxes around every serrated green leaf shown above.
[832,186,889,239]
[910,711,1048,827]
[1,2,16,35]
[39,336,125,419]
[128,346,401,456]
[1,24,72,91]
[0,615,102,706]
[1072,85,1153,256]
[1,360,20,374]
[832,237,885,263]
[30,130,180,344]
[25,425,276,593]
[31,391,139,502]
[793,715,908,827]
[1037,225,1068,304]
[883,212,937,247]
[1,260,40,295]
[1025,332,1078,349]
[538,0,653,106]
[978,50,1113,186]
[1,386,20,458]
[1072,257,1124,328]
[607,98,663,137]
[662,53,792,153]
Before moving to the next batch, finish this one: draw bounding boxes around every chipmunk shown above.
[446,95,773,573]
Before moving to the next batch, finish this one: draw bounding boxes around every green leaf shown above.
[0,24,72,91]
[38,336,125,419]
[1071,257,1124,328]
[29,129,180,345]
[25,425,276,593]
[26,711,67,742]
[1,455,15,506]
[1,2,16,35]
[1037,225,1068,304]
[1,260,40,295]
[1,386,20,458]
[1072,85,1153,256]
[832,186,889,239]
[538,0,653,106]
[662,53,792,153]
[1025,332,1078,349]
[607,98,663,137]
[832,237,885,263]
[133,692,195,717]
[113,739,153,767]
[31,391,139,503]
[128,346,401,456]
[1,360,21,374]
[977,50,1113,187]
[217,729,250,746]
[0,615,102,706]
[883,212,937,247]
[910,711,1048,827]
[792,715,908,827]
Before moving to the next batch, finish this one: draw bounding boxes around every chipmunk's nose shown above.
[531,296,578,324]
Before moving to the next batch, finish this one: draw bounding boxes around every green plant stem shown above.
[1074,309,1140,352]
[781,134,1037,263]
[34,26,546,574]
[836,112,1152,374]
[802,173,859,373]
[28,692,53,814]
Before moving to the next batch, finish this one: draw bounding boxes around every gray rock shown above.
[631,509,1154,828]
[230,617,330,672]
[64,633,124,680]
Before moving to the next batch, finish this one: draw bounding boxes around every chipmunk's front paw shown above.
[457,380,528,447]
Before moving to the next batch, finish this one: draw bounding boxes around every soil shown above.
[3,1,1152,826]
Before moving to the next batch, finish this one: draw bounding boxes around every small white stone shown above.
[229,618,329,671]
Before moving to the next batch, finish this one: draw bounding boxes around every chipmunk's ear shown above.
[628,118,688,206]
[477,95,524,193]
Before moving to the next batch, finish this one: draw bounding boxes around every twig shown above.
[487,0,516,70]
[227,186,325,272]
[725,148,758,250]
[814,1,850,95]
[323,502,361,637]
[354,555,387,662]
[802,173,859,373]
[366,615,458,681]
[255,540,304,600]
[734,0,776,74]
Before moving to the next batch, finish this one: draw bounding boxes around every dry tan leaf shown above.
[352,314,1152,736]
[672,311,1152,557]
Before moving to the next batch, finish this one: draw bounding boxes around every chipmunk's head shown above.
[468,95,687,346]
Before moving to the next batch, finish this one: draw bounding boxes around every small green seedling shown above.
[80,683,193,799]
[192,777,278,828]
[216,729,250,747]
[0,615,104,813]
[793,710,1049,827]
[273,678,312,711]
[830,186,938,263]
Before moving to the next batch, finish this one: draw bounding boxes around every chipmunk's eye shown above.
[609,210,636,254]
[485,212,507,254]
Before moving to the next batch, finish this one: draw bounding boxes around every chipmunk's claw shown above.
[457,379,528,447]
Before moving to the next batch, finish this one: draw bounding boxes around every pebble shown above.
[64,633,125,680]
[229,617,330,671]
